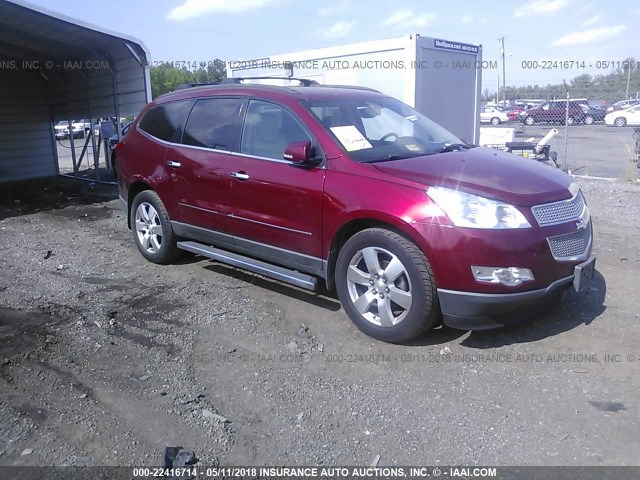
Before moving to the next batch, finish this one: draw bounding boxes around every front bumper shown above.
[438,255,595,330]
[438,276,571,330]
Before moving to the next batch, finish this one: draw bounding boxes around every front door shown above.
[227,99,325,267]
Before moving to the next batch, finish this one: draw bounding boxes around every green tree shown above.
[150,59,227,98]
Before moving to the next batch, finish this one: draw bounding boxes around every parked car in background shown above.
[519,101,585,126]
[606,99,640,113]
[605,104,640,127]
[54,121,68,139]
[580,104,607,125]
[480,106,510,125]
[115,81,595,342]
[502,105,523,122]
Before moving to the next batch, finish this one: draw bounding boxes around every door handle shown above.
[166,160,181,168]
[230,172,250,180]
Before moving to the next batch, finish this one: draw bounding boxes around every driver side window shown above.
[240,100,311,161]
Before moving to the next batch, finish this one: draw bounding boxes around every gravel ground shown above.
[0,176,639,468]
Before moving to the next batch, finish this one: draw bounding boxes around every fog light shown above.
[471,266,534,287]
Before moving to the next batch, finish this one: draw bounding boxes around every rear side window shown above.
[181,98,243,149]
[138,101,192,142]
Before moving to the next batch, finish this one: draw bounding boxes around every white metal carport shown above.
[0,0,151,183]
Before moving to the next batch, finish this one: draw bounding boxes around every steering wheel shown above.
[379,132,398,142]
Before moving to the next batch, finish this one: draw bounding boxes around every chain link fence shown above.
[481,83,640,181]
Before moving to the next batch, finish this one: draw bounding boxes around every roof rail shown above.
[174,82,220,90]
[221,76,320,86]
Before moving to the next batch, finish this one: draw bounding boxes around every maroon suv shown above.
[115,82,595,342]
[519,100,586,126]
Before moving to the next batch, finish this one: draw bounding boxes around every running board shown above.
[177,241,318,291]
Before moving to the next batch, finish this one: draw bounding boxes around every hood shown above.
[372,147,573,206]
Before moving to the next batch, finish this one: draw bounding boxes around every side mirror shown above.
[283,140,320,166]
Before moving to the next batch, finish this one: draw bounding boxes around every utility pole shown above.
[500,37,506,106]
[626,61,632,99]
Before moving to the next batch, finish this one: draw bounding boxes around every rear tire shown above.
[524,116,535,126]
[490,117,500,125]
[335,228,440,343]
[566,116,575,126]
[130,190,180,264]
[584,115,594,125]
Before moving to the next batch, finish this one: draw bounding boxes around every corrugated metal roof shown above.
[0,0,150,67]
[0,0,152,182]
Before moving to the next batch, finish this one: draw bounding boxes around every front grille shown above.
[547,224,592,260]
[532,191,586,226]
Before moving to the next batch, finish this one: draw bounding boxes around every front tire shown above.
[566,116,575,126]
[614,117,627,127]
[335,228,440,343]
[130,190,180,264]
[524,116,535,126]
[490,117,500,126]
[584,115,594,125]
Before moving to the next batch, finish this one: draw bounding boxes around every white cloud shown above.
[514,0,570,18]
[578,2,593,14]
[581,14,603,26]
[382,10,436,29]
[317,0,352,16]
[321,21,357,39]
[460,14,486,25]
[167,0,273,21]
[551,25,627,46]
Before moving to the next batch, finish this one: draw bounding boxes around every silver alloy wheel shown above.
[134,202,163,254]
[345,246,413,327]
[525,116,534,126]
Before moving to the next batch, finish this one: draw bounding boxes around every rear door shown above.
[226,99,325,265]
[165,97,244,234]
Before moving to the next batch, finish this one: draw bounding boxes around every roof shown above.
[154,83,385,105]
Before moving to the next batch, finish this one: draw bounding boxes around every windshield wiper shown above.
[438,143,472,154]
[365,154,416,164]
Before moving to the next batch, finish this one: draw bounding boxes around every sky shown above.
[26,0,640,91]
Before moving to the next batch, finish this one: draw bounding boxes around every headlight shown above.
[427,186,531,229]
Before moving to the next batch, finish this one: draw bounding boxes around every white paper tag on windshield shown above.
[330,125,373,151]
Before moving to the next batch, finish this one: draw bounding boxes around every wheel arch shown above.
[325,216,431,291]
[126,181,153,229]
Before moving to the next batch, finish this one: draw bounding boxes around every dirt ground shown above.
[0,176,639,468]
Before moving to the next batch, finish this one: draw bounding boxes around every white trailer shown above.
[227,34,483,144]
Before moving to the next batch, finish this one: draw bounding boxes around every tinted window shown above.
[182,98,243,149]
[138,101,192,142]
[240,100,311,160]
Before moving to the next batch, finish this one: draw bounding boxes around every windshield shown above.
[304,96,466,163]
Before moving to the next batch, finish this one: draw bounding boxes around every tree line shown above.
[483,57,640,103]
[150,60,227,98]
